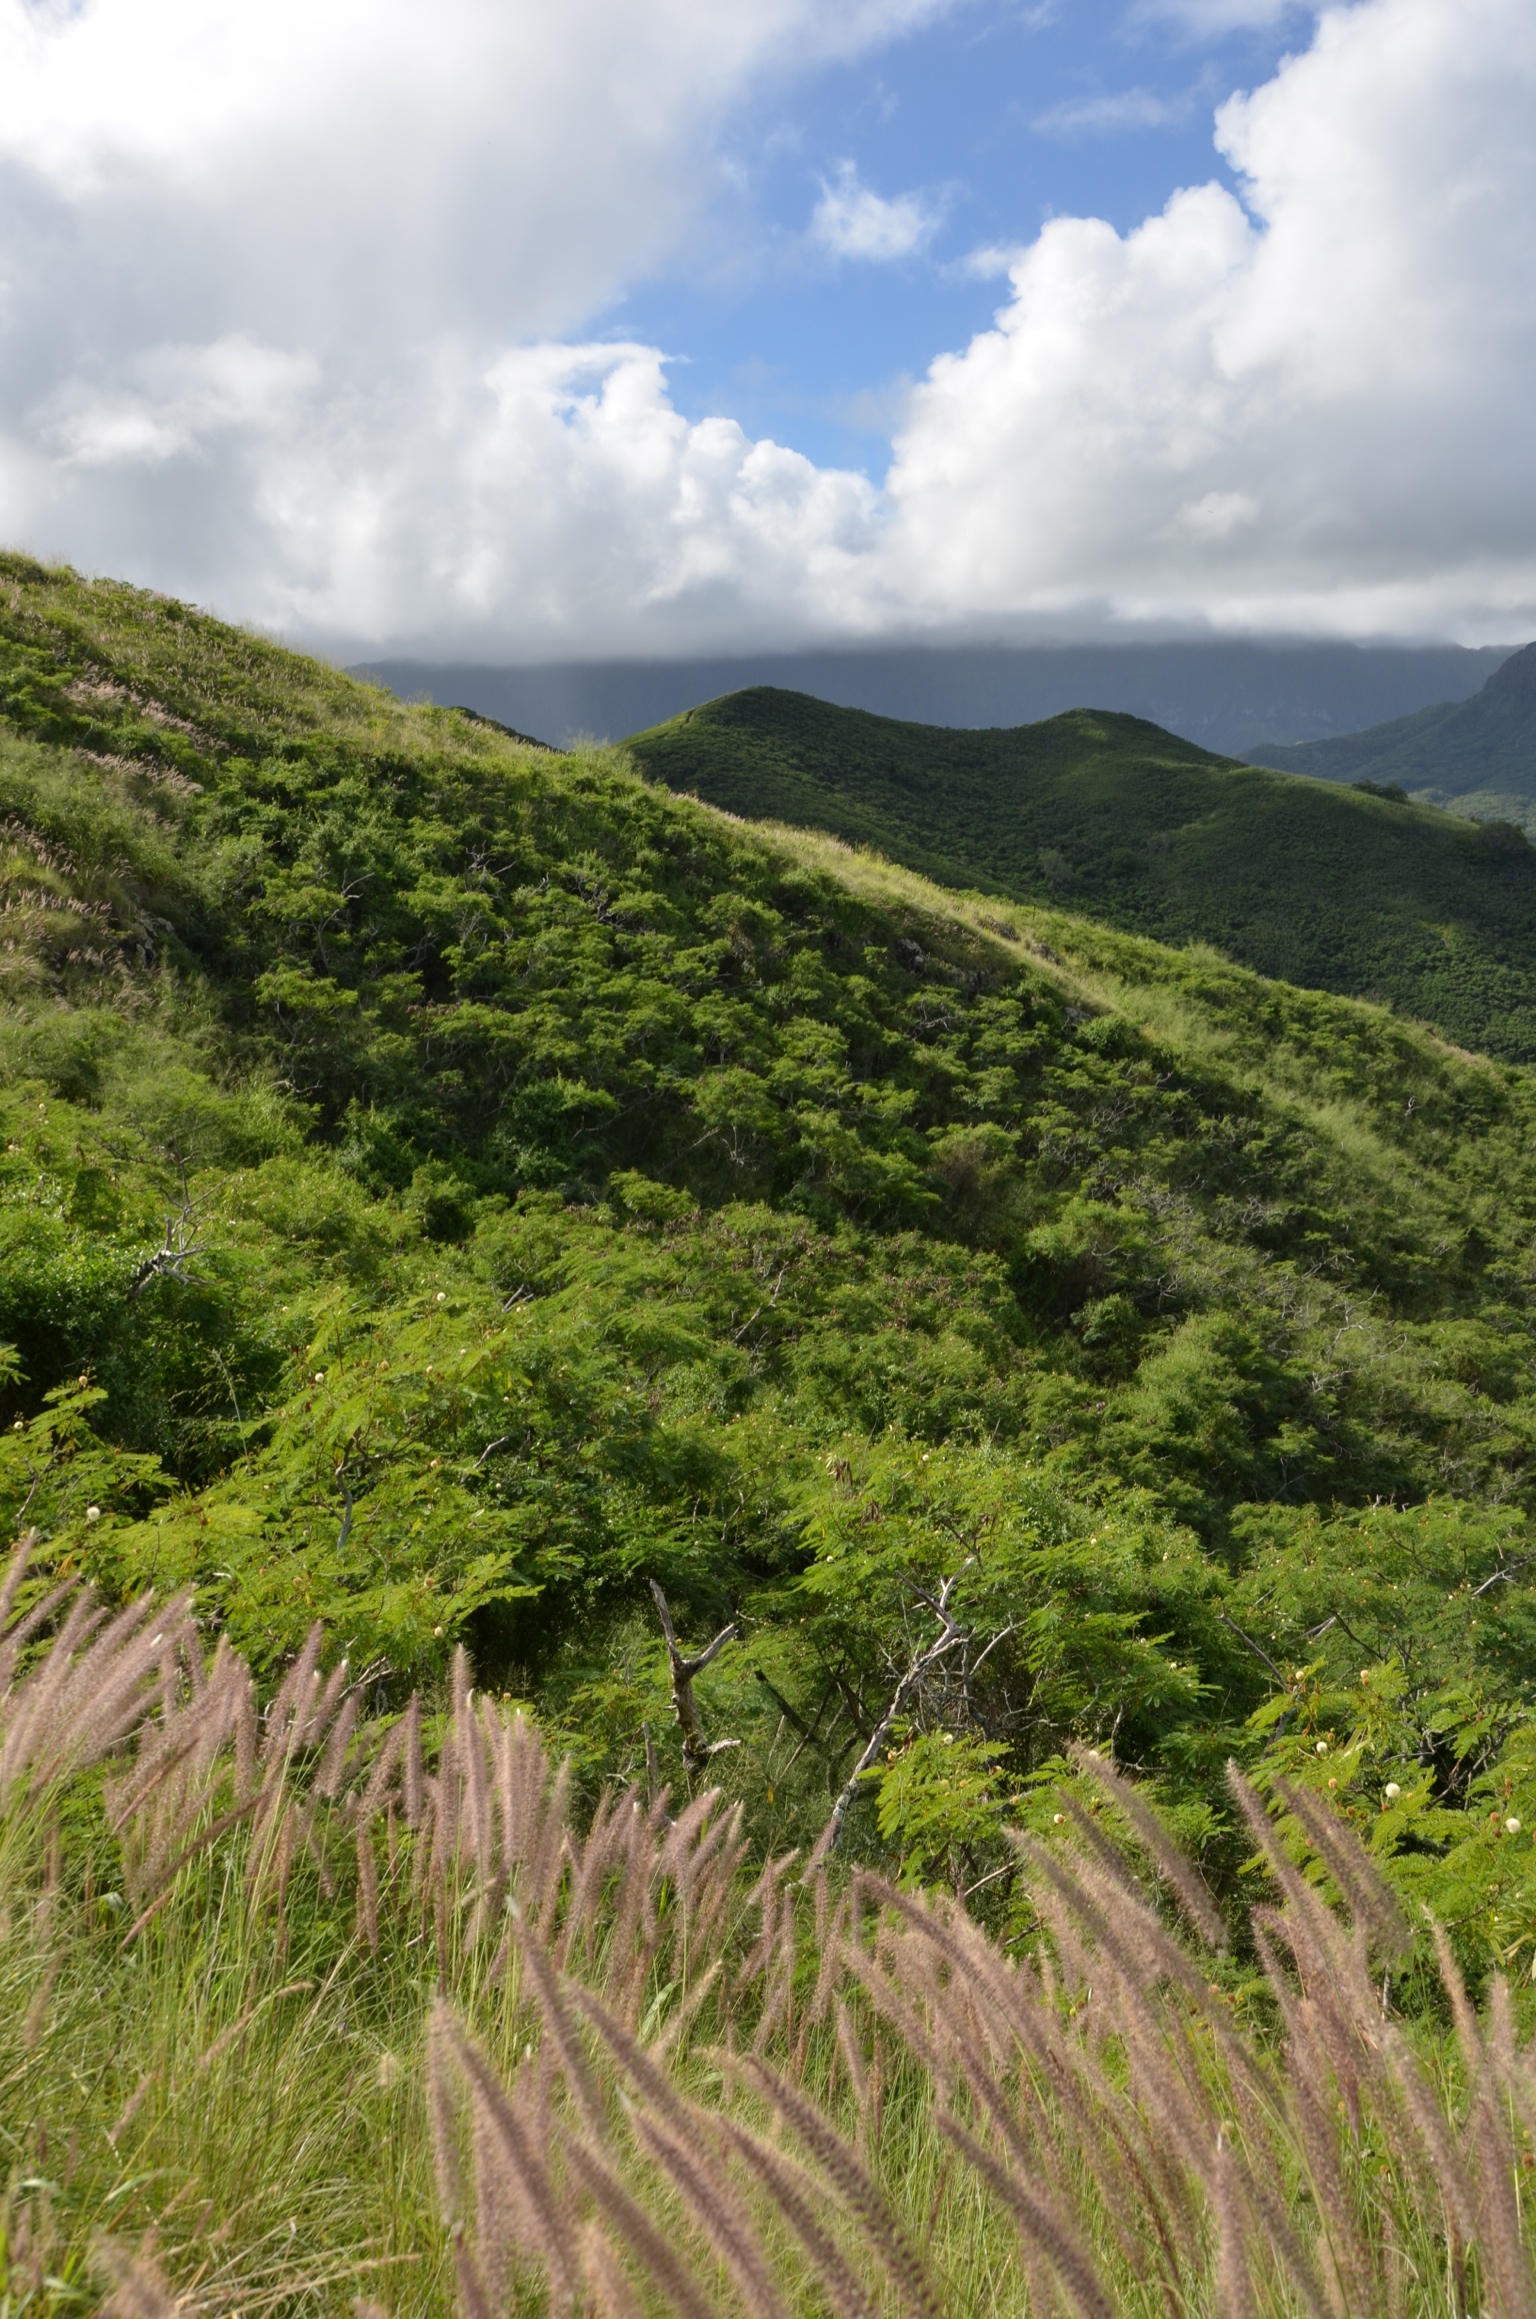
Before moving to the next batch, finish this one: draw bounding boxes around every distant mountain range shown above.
[1247,641,1536,829]
[355,637,1509,759]
[627,685,1536,1060]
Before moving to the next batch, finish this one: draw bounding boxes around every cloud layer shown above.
[0,0,1532,653]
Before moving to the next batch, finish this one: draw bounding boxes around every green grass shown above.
[627,683,1536,1059]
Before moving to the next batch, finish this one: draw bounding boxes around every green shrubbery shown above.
[7,556,1536,1921]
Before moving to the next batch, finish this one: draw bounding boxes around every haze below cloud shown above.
[0,0,1531,659]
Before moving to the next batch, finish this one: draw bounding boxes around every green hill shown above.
[9,549,1536,1861]
[1248,639,1536,833]
[627,683,1536,1060]
[15,555,1536,2307]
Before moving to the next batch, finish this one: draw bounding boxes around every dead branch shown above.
[810,1560,974,1866]
[648,1580,739,1783]
[127,1199,207,1299]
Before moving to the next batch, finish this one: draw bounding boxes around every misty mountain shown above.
[355,637,1509,759]
[1247,641,1536,828]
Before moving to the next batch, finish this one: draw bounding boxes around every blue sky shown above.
[0,0,1531,657]
[617,1,1310,474]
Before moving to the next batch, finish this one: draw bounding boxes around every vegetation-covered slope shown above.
[10,552,1536,1899]
[628,683,1536,1059]
[1250,639,1536,829]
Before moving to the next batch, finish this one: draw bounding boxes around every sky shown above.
[0,0,1532,661]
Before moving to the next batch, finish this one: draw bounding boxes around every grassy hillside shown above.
[6,551,1536,1856]
[627,684,1536,1059]
[14,555,1536,2305]
[1250,639,1536,831]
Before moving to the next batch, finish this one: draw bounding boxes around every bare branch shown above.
[809,1560,974,1867]
[126,1198,208,1299]
[648,1580,739,1783]
[1470,1556,1535,1599]
[468,1435,514,1473]
[1216,1611,1288,1689]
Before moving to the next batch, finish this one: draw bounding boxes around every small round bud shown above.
[1384,1782,1401,1800]
[85,1505,101,1522]
[1508,1817,1523,1835]
[1315,1740,1329,1755]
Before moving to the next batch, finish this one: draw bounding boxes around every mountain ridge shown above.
[626,682,1536,1061]
[1247,639,1536,824]
[360,636,1512,757]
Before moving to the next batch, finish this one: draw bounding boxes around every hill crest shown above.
[627,681,1536,1061]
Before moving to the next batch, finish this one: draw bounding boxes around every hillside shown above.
[18,550,1536,2303]
[1248,638,1536,830]
[627,684,1536,1060]
[7,551,1536,1864]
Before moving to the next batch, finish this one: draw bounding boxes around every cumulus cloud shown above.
[880,0,1536,642]
[0,0,941,646]
[0,0,1533,652]
[810,162,943,261]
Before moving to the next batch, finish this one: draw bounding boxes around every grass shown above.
[628,684,1536,1059]
[11,1545,1536,2319]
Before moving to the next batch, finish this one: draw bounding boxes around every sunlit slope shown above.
[7,549,1536,1740]
[628,684,1536,1059]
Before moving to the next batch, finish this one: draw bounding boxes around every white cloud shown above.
[1031,87,1185,136]
[0,0,1534,653]
[810,161,942,261]
[1166,490,1259,543]
[0,0,946,645]
[878,0,1536,643]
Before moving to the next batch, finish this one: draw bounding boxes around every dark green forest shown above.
[629,682,1536,1059]
[7,551,1536,1955]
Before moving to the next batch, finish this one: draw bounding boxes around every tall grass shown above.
[5,1544,1536,2317]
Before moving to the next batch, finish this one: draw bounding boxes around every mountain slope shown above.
[1248,640,1536,823]
[627,683,1536,1060]
[8,553,1536,1852]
